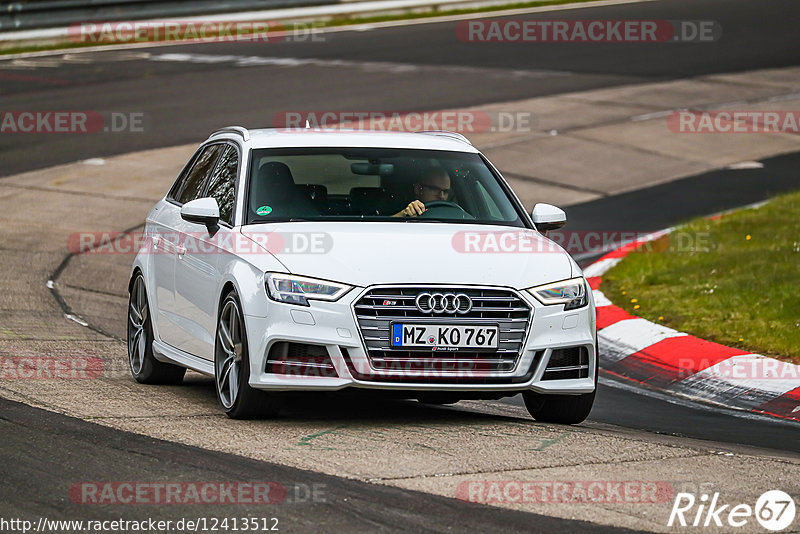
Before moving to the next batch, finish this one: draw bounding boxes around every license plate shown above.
[390,324,499,350]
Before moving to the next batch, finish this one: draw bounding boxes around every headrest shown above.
[258,162,296,190]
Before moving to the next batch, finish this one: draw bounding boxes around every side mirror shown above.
[181,197,220,227]
[531,203,566,232]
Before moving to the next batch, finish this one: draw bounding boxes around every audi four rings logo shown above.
[415,292,472,314]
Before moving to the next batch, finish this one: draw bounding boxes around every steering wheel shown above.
[418,200,474,220]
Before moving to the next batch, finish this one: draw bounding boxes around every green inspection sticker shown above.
[256,205,272,216]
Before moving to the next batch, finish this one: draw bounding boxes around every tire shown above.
[523,341,599,424]
[127,273,186,385]
[215,291,281,419]
[522,390,595,424]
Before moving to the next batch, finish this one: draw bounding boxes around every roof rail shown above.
[210,126,250,141]
[417,130,472,145]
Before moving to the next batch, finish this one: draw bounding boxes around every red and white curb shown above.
[586,230,800,423]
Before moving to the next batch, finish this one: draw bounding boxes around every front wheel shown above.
[215,291,281,419]
[522,390,595,424]
[525,341,598,424]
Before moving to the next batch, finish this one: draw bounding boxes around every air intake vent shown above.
[542,346,589,380]
[267,342,337,378]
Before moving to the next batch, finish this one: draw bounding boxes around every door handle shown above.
[152,236,161,250]
[176,245,186,257]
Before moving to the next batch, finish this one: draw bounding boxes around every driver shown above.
[393,168,451,217]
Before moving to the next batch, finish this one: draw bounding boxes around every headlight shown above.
[265,273,351,306]
[528,277,588,310]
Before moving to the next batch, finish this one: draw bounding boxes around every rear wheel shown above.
[215,291,281,419]
[127,273,186,384]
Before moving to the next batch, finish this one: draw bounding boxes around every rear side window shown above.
[205,144,238,226]
[172,144,222,204]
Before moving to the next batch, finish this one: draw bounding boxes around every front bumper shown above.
[244,285,596,394]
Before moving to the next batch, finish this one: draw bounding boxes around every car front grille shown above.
[352,286,532,378]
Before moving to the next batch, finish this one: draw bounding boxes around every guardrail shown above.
[0,0,339,31]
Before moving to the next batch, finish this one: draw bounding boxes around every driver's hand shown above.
[401,200,426,217]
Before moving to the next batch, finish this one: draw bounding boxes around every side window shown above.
[205,144,238,226]
[173,144,222,205]
[167,152,197,201]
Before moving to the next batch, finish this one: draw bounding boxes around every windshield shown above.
[245,147,527,227]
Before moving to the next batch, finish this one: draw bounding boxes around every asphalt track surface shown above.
[1,0,800,175]
[1,0,800,530]
[0,397,643,533]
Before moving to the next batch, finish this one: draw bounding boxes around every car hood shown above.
[240,222,574,289]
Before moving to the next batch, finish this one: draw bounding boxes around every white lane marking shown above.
[630,110,672,121]
[726,161,764,170]
[148,52,569,78]
[6,58,64,69]
[592,289,612,308]
[61,53,95,64]
[583,257,620,278]
[599,318,686,364]
[152,53,241,64]
[674,355,800,396]
[0,51,151,70]
[65,314,89,327]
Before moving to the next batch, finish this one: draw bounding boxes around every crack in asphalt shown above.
[46,222,145,342]
[366,451,716,483]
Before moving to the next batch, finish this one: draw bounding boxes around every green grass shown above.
[1,0,603,56]
[602,190,800,363]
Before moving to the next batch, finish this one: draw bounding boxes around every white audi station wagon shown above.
[128,127,597,423]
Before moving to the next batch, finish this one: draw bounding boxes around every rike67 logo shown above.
[669,490,796,531]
